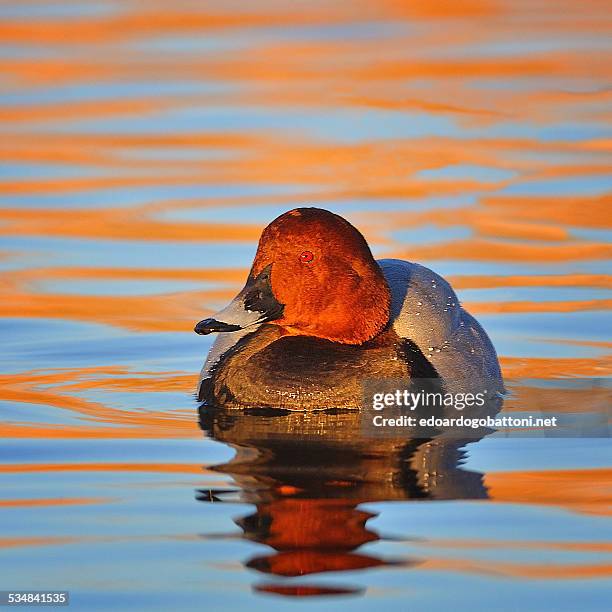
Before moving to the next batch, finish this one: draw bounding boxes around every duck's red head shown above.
[195,207,391,345]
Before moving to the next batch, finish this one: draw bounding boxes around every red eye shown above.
[299,250,314,263]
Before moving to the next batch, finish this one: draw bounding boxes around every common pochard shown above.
[195,208,503,409]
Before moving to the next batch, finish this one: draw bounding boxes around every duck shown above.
[195,207,503,410]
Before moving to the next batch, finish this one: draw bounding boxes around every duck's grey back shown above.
[379,259,503,393]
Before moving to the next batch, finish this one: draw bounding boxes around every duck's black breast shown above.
[199,324,438,410]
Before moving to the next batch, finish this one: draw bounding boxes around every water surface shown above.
[0,1,611,609]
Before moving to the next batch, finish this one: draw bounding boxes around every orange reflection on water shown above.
[421,557,612,580]
[0,463,209,475]
[487,468,612,517]
[0,537,78,549]
[0,0,610,598]
[500,356,612,378]
[0,367,200,439]
[0,497,114,508]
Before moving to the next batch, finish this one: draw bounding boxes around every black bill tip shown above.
[194,318,242,335]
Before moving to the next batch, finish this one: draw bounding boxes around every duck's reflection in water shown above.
[198,407,493,598]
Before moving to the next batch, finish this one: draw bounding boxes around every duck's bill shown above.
[194,301,263,335]
[194,264,284,335]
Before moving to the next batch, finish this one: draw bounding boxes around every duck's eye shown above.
[299,250,314,264]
